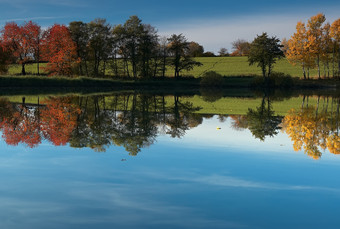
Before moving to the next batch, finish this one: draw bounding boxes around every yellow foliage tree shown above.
[330,18,340,77]
[307,13,326,79]
[287,22,315,79]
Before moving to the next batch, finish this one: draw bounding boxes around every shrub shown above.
[200,71,224,88]
[251,72,294,88]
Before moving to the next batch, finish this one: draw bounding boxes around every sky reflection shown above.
[1,115,340,228]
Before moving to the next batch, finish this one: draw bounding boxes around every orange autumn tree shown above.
[287,22,315,79]
[40,97,81,146]
[307,13,326,79]
[42,24,79,76]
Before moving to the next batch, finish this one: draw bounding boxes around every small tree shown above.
[218,48,229,57]
[248,32,284,78]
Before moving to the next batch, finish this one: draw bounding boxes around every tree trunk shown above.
[317,55,321,79]
[21,63,26,75]
[302,64,306,80]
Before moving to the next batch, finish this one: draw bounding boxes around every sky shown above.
[0,0,339,53]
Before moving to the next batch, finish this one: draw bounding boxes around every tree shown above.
[231,39,250,56]
[186,41,204,57]
[167,34,202,78]
[41,24,79,76]
[330,18,340,77]
[287,22,315,79]
[321,22,332,78]
[1,21,40,75]
[218,48,229,57]
[248,32,284,78]
[24,21,42,75]
[69,21,90,76]
[307,13,326,79]
[87,18,113,77]
[0,40,12,73]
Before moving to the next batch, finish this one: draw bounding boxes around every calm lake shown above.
[0,91,339,229]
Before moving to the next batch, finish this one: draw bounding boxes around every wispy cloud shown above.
[0,16,67,23]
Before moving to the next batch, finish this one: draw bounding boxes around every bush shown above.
[200,71,224,88]
[251,72,294,88]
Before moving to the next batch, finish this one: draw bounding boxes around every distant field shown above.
[8,57,319,78]
[189,57,319,78]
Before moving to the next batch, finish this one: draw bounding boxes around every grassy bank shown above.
[8,57,322,78]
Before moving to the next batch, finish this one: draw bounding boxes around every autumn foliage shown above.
[1,21,41,75]
[40,97,81,145]
[41,24,79,76]
[287,14,340,78]
[282,106,339,159]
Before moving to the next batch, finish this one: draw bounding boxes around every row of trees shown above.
[0,16,204,77]
[286,14,340,79]
[0,94,204,154]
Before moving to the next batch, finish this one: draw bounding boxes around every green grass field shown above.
[7,57,320,78]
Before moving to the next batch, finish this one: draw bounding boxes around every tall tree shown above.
[248,32,284,78]
[330,18,340,77]
[167,34,201,78]
[1,21,40,75]
[287,22,315,79]
[307,13,326,79]
[69,21,90,76]
[41,24,78,76]
[87,18,113,77]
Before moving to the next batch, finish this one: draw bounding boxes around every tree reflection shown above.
[0,94,202,155]
[1,93,339,159]
[230,96,283,141]
[282,97,340,159]
[0,97,41,147]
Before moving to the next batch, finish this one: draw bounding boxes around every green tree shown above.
[87,18,113,77]
[69,21,90,76]
[248,32,284,78]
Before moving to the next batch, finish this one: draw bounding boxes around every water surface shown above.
[0,93,339,229]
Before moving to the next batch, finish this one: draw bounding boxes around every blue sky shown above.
[0,0,339,52]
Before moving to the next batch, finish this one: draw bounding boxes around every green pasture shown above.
[7,57,320,78]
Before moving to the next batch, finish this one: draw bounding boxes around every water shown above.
[0,92,339,229]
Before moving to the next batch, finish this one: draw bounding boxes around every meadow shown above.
[7,57,319,78]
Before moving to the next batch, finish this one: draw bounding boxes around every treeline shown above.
[0,16,207,78]
[286,14,340,79]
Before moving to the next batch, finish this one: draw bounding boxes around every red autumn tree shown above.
[41,24,79,76]
[1,21,41,75]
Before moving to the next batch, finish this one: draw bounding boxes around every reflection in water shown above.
[282,97,340,159]
[0,94,339,158]
[0,95,203,155]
